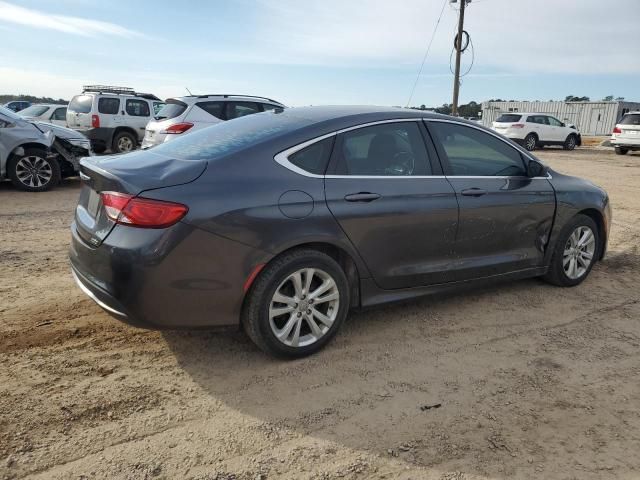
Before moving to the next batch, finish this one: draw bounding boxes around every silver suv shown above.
[66,86,164,154]
[142,94,284,149]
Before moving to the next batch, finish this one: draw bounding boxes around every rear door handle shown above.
[461,188,487,197]
[344,192,381,202]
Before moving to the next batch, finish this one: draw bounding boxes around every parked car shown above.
[142,94,284,149]
[3,101,31,112]
[611,111,640,155]
[492,113,581,151]
[70,106,610,358]
[0,106,92,191]
[66,85,164,154]
[18,104,68,127]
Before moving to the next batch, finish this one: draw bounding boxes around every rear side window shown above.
[68,95,93,114]
[126,99,150,117]
[155,100,187,120]
[261,104,282,112]
[98,97,120,114]
[226,102,261,120]
[196,101,224,119]
[527,115,548,125]
[429,122,527,177]
[620,114,640,126]
[496,114,521,123]
[336,122,431,176]
[288,137,334,175]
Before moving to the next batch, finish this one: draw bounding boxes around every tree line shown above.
[1,94,68,105]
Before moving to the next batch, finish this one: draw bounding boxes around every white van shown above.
[67,86,164,153]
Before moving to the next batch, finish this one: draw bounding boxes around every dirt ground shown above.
[1,148,639,480]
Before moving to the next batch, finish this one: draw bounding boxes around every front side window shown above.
[226,102,261,120]
[336,122,431,176]
[51,107,67,120]
[196,101,224,119]
[126,99,150,117]
[429,122,527,177]
[98,97,120,115]
[547,116,563,127]
[288,137,334,175]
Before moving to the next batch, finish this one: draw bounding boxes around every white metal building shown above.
[481,101,640,136]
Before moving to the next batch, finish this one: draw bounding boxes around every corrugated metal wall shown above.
[481,101,640,135]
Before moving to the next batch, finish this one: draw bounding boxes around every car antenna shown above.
[185,87,193,96]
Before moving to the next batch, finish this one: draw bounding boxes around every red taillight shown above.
[162,122,194,134]
[91,114,100,128]
[511,123,525,129]
[613,126,622,134]
[100,192,188,228]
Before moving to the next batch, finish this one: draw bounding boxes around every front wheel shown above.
[242,249,350,358]
[563,134,577,151]
[614,146,628,155]
[523,133,537,151]
[8,148,61,192]
[544,214,599,287]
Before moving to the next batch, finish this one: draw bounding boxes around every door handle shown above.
[461,188,487,197]
[344,192,381,202]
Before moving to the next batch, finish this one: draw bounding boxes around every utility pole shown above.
[451,0,467,117]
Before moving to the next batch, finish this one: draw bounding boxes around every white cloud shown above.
[0,1,143,38]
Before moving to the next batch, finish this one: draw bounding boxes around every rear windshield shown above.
[496,114,522,123]
[155,100,187,120]
[68,95,93,114]
[152,110,308,161]
[18,105,49,117]
[620,114,640,126]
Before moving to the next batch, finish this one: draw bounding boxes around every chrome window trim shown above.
[273,117,552,180]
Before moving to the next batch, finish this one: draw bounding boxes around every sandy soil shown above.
[1,148,639,480]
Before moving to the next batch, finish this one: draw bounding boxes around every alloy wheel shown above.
[15,156,53,188]
[117,136,134,152]
[269,268,340,348]
[525,135,536,150]
[563,226,596,280]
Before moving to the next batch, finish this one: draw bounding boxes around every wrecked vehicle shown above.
[0,105,92,192]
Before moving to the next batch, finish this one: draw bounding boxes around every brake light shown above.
[511,123,525,129]
[100,192,188,228]
[613,126,622,134]
[162,122,194,134]
[91,114,100,128]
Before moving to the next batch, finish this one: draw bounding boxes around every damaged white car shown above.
[0,105,92,191]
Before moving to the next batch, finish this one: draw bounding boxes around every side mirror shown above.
[527,159,547,178]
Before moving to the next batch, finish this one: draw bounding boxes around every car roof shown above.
[28,103,64,108]
[170,94,284,105]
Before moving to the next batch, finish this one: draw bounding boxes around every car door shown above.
[547,115,566,141]
[324,120,459,289]
[426,120,556,280]
[49,107,67,127]
[124,99,152,140]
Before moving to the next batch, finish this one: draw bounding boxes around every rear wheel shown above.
[614,146,628,155]
[544,214,599,287]
[8,148,60,192]
[242,249,350,358]
[563,134,577,151]
[112,131,136,154]
[524,133,537,151]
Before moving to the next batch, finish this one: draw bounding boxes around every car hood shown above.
[32,121,87,141]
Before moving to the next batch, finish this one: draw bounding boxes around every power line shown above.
[405,0,448,108]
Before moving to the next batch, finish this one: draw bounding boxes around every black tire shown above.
[112,131,137,153]
[523,133,537,151]
[242,249,350,358]
[543,214,599,287]
[614,146,628,155]
[8,148,61,192]
[563,134,577,151]
[93,144,107,154]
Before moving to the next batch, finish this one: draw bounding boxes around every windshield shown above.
[0,105,23,122]
[154,100,187,120]
[496,114,522,123]
[152,110,309,161]
[620,114,640,126]
[68,95,93,114]
[19,105,50,117]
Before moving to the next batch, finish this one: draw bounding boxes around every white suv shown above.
[66,86,164,154]
[611,111,640,155]
[492,113,581,151]
[142,94,285,149]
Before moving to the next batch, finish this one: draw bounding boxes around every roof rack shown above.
[83,85,135,95]
[136,93,162,101]
[188,94,282,104]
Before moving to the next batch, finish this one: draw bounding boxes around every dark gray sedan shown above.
[70,106,611,357]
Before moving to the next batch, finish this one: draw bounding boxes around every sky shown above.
[1,0,639,107]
